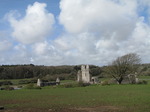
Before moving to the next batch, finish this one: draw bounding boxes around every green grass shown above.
[0,84,150,112]
[61,80,76,83]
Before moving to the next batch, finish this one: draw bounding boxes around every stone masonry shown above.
[77,65,91,83]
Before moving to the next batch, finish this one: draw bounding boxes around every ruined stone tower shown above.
[77,65,91,83]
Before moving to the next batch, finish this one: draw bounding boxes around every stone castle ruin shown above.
[77,65,91,83]
[77,65,99,84]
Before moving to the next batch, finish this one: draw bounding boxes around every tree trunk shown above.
[118,77,123,84]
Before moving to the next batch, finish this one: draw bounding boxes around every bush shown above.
[41,79,49,82]
[60,83,75,88]
[24,84,41,89]
[108,79,118,84]
[143,80,148,84]
[18,80,30,84]
[57,82,90,88]
[17,85,23,88]
[101,80,109,86]
[0,87,5,90]
[19,79,38,84]
[24,84,34,89]
[33,86,42,89]
[4,86,14,90]
[0,81,13,86]
[30,79,38,83]
[77,82,90,87]
[137,80,148,84]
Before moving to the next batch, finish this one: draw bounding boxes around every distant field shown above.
[0,83,150,112]
[138,75,150,79]
[139,76,150,80]
[99,76,150,83]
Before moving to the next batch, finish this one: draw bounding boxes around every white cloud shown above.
[7,2,55,44]
[138,0,150,6]
[0,44,31,65]
[32,41,54,55]
[58,0,137,64]
[57,0,150,65]
[0,40,12,52]
[55,33,97,54]
[0,31,12,52]
[1,0,150,65]
[31,42,65,65]
[59,0,137,36]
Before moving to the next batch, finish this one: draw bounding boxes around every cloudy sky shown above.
[0,0,150,66]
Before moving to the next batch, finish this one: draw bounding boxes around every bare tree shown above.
[106,53,141,84]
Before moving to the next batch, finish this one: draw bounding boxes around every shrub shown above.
[33,86,42,89]
[57,82,90,88]
[0,106,4,110]
[143,80,148,84]
[0,87,5,90]
[108,79,118,84]
[24,84,42,89]
[0,81,13,86]
[4,86,14,90]
[19,79,38,84]
[77,82,90,87]
[101,80,109,86]
[41,79,49,82]
[137,80,148,85]
[30,79,38,83]
[17,85,23,88]
[24,84,34,89]
[18,80,30,84]
[61,83,75,88]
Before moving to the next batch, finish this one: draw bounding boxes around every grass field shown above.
[0,83,150,112]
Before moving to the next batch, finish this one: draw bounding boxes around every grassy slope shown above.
[0,84,150,112]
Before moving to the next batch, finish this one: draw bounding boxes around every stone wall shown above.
[81,65,91,83]
[77,65,91,83]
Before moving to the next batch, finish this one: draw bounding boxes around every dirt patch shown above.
[1,108,48,112]
[2,108,86,112]
[2,106,122,112]
[74,106,121,112]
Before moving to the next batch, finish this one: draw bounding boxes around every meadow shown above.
[0,81,150,112]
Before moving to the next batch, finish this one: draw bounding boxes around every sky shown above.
[0,0,150,66]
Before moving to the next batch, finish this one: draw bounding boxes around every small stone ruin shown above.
[37,77,60,87]
[128,74,139,84]
[110,74,139,84]
[56,77,60,85]
[37,79,42,87]
[91,76,100,84]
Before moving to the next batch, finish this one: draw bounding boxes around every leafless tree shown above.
[106,53,141,84]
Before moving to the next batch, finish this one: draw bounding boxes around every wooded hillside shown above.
[0,64,102,80]
[0,64,150,80]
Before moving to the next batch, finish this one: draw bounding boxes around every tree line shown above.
[0,64,102,80]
